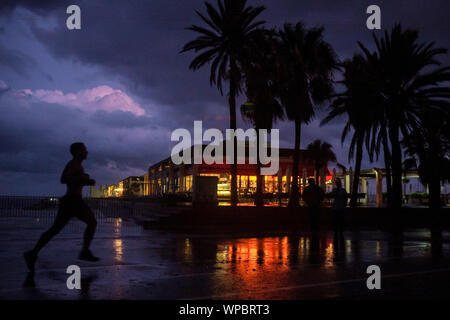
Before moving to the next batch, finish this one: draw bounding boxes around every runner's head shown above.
[70,142,88,160]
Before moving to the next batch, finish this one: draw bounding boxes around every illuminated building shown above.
[107,181,123,197]
[121,175,147,197]
[147,144,332,200]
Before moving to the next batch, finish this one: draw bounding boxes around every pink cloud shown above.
[15,85,145,115]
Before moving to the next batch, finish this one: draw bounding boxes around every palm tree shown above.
[363,55,393,206]
[240,29,284,207]
[359,24,450,208]
[353,44,394,206]
[276,22,338,207]
[403,109,450,208]
[305,139,337,187]
[181,0,266,206]
[321,54,377,207]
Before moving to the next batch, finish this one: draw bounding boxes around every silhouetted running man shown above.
[302,178,324,231]
[329,178,348,233]
[24,142,99,273]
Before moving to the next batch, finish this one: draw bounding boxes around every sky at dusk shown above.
[1,0,449,195]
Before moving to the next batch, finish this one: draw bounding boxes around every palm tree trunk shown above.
[288,119,301,207]
[350,136,363,207]
[315,166,320,185]
[381,126,392,206]
[429,176,441,209]
[388,125,403,208]
[255,129,263,207]
[229,62,238,207]
[429,143,441,209]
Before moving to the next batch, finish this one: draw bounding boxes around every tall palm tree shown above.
[305,139,337,186]
[403,109,450,208]
[354,44,394,206]
[359,24,450,208]
[362,52,393,206]
[276,22,338,207]
[240,29,284,207]
[181,0,266,206]
[322,54,377,207]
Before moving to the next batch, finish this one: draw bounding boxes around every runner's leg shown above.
[75,199,97,251]
[31,204,72,254]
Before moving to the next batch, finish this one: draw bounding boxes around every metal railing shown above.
[0,195,154,221]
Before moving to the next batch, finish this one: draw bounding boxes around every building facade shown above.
[147,145,332,199]
[121,175,148,197]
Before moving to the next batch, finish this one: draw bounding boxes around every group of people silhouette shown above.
[303,177,348,232]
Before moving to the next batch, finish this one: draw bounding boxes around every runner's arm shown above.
[60,165,94,185]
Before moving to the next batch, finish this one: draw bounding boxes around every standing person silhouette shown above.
[24,142,99,273]
[302,178,324,231]
[329,178,348,233]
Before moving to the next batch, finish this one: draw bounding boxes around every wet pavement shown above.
[1,216,450,299]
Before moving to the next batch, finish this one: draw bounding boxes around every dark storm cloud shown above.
[0,0,71,16]
[27,0,450,106]
[0,89,171,194]
[90,110,156,129]
[29,0,222,114]
[0,43,37,76]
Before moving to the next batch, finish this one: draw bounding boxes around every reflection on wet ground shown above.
[0,216,449,299]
